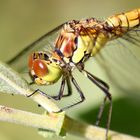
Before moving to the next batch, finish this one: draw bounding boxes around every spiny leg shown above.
[62,76,72,97]
[52,76,72,99]
[81,69,112,140]
[28,76,71,100]
[27,76,72,105]
[57,75,85,112]
[26,88,55,107]
[83,70,110,126]
[26,78,66,108]
[27,88,53,99]
[82,69,110,90]
[96,96,107,126]
[51,76,66,100]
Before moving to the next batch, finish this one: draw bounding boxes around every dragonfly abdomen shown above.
[105,8,140,36]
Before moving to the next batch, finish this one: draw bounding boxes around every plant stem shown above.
[0,105,140,140]
[0,105,65,135]
[63,116,140,140]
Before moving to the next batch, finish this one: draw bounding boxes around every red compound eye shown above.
[33,59,48,77]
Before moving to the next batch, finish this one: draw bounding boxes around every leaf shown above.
[0,105,66,137]
[0,61,29,95]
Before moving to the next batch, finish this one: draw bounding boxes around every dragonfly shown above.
[7,8,140,140]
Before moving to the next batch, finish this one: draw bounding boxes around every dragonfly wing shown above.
[7,23,65,72]
[95,26,140,94]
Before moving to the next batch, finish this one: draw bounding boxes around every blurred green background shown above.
[0,1,140,140]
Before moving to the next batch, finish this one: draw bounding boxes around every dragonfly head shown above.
[28,53,62,85]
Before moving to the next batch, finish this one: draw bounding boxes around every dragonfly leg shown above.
[95,96,107,126]
[81,70,110,126]
[62,76,72,97]
[51,76,72,100]
[27,89,54,108]
[51,76,66,100]
[56,75,85,112]
[52,77,72,100]
[27,76,72,101]
[26,88,53,99]
[81,69,112,140]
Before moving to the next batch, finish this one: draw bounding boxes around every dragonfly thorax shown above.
[55,19,109,64]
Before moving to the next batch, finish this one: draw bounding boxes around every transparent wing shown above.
[95,26,140,94]
[7,23,65,72]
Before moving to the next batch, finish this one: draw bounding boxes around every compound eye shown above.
[33,59,48,77]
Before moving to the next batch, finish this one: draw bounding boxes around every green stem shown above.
[0,104,139,140]
[0,105,65,136]
[63,116,140,140]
